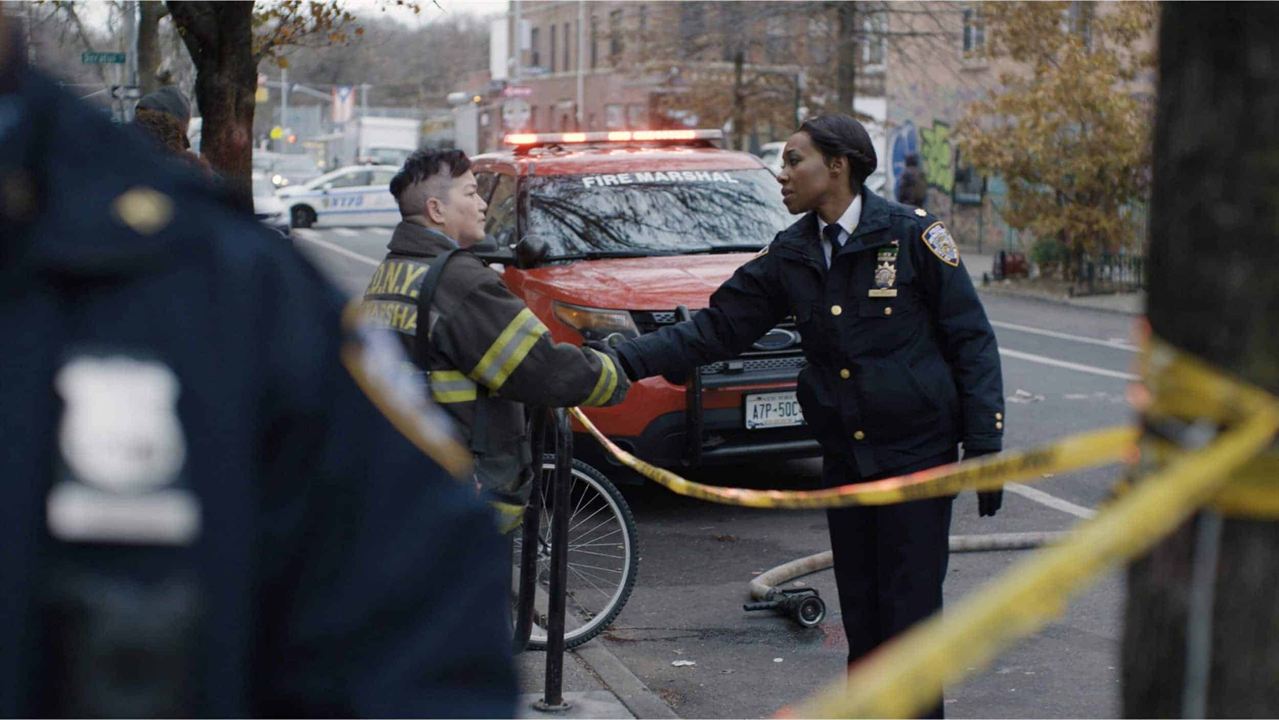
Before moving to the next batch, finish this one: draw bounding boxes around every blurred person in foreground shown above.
[362,149,629,533]
[0,17,515,718]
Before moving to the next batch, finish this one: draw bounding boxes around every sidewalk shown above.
[515,643,678,719]
[965,251,1145,316]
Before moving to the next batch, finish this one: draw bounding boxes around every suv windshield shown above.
[525,168,790,258]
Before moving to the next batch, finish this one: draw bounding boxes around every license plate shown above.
[744,391,805,430]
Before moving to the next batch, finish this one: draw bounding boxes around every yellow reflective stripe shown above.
[582,348,619,407]
[471,308,548,390]
[429,370,477,403]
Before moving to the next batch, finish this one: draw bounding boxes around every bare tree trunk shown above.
[1123,3,1279,717]
[732,48,745,151]
[167,0,255,213]
[836,1,858,113]
[137,1,166,96]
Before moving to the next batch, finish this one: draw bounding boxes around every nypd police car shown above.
[276,164,400,229]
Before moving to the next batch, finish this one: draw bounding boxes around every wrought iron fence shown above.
[1070,253,1146,296]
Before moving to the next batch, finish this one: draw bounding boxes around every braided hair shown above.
[798,115,878,192]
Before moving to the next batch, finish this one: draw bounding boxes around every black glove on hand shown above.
[963,447,1003,517]
[583,339,637,381]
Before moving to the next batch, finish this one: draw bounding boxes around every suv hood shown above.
[517,253,760,311]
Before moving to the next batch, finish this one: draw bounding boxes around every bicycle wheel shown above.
[513,457,639,650]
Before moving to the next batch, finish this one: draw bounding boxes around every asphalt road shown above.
[294,225,1141,718]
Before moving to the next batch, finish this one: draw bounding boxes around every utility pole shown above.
[732,49,745,151]
[576,0,585,129]
[1123,3,1279,717]
[278,67,288,153]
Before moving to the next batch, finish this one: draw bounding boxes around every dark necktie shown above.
[823,223,844,252]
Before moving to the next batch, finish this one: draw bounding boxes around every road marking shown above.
[999,348,1139,381]
[292,231,379,267]
[991,320,1139,352]
[1007,483,1097,519]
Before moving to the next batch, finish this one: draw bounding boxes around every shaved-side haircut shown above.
[389,149,472,217]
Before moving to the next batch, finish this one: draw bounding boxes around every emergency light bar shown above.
[503,129,724,147]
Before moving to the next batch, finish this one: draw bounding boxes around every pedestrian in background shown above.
[363,148,630,532]
[130,85,212,175]
[0,18,515,718]
[609,114,1004,718]
[896,152,929,209]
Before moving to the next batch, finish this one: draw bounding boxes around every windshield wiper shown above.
[680,245,767,255]
[548,250,670,261]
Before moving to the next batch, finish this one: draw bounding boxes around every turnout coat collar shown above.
[387,221,458,258]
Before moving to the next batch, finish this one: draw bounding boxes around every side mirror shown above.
[513,234,550,268]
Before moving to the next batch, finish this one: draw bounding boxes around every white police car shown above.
[276,164,400,229]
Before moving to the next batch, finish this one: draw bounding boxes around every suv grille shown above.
[630,311,806,378]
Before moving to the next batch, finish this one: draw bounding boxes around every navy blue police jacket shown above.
[0,65,515,717]
[618,188,1004,482]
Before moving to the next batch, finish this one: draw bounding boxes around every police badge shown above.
[869,241,899,298]
[922,221,960,267]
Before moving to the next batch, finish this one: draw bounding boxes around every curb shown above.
[975,283,1144,317]
[573,641,680,719]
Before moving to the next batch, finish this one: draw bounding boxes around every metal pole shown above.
[513,0,522,82]
[279,67,288,153]
[576,0,585,129]
[535,408,573,712]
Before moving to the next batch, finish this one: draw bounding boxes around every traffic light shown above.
[287,134,297,144]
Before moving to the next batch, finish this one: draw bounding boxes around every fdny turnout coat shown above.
[362,222,629,497]
[0,64,514,717]
[617,188,1004,482]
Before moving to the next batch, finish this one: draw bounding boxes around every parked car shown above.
[471,130,819,480]
[253,151,322,189]
[251,171,290,236]
[276,164,400,228]
[757,140,785,176]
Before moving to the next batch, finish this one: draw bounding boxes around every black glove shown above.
[963,447,1003,517]
[584,339,637,381]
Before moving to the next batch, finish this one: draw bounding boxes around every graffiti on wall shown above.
[890,119,956,197]
[919,121,954,195]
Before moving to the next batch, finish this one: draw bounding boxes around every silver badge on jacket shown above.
[48,355,199,545]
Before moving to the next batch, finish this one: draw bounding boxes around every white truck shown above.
[340,116,421,167]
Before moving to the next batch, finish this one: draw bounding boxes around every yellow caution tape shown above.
[570,407,1136,509]
[784,339,1279,718]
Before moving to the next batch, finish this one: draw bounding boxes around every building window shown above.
[861,14,885,66]
[638,7,647,55]
[531,26,541,68]
[590,15,599,69]
[564,22,571,70]
[550,24,557,72]
[680,4,706,58]
[962,7,985,55]
[764,15,789,64]
[609,9,624,63]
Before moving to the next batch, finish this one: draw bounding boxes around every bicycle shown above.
[513,455,639,650]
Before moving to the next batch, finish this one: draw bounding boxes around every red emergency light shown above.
[502,129,723,149]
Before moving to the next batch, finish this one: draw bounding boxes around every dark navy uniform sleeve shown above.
[910,214,1005,452]
[252,254,515,718]
[617,244,790,379]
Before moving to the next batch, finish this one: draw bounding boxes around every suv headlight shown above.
[552,301,639,341]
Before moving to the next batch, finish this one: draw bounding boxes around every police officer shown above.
[362,149,629,530]
[611,115,1004,716]
[0,23,514,717]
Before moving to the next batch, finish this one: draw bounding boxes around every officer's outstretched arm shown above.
[616,248,789,381]
[433,272,630,408]
[913,217,1005,453]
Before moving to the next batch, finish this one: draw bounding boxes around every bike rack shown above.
[513,407,572,713]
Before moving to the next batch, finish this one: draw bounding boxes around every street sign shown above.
[502,85,532,98]
[270,126,284,140]
[82,52,126,65]
[110,85,140,101]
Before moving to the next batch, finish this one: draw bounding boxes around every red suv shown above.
[471,130,818,476]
